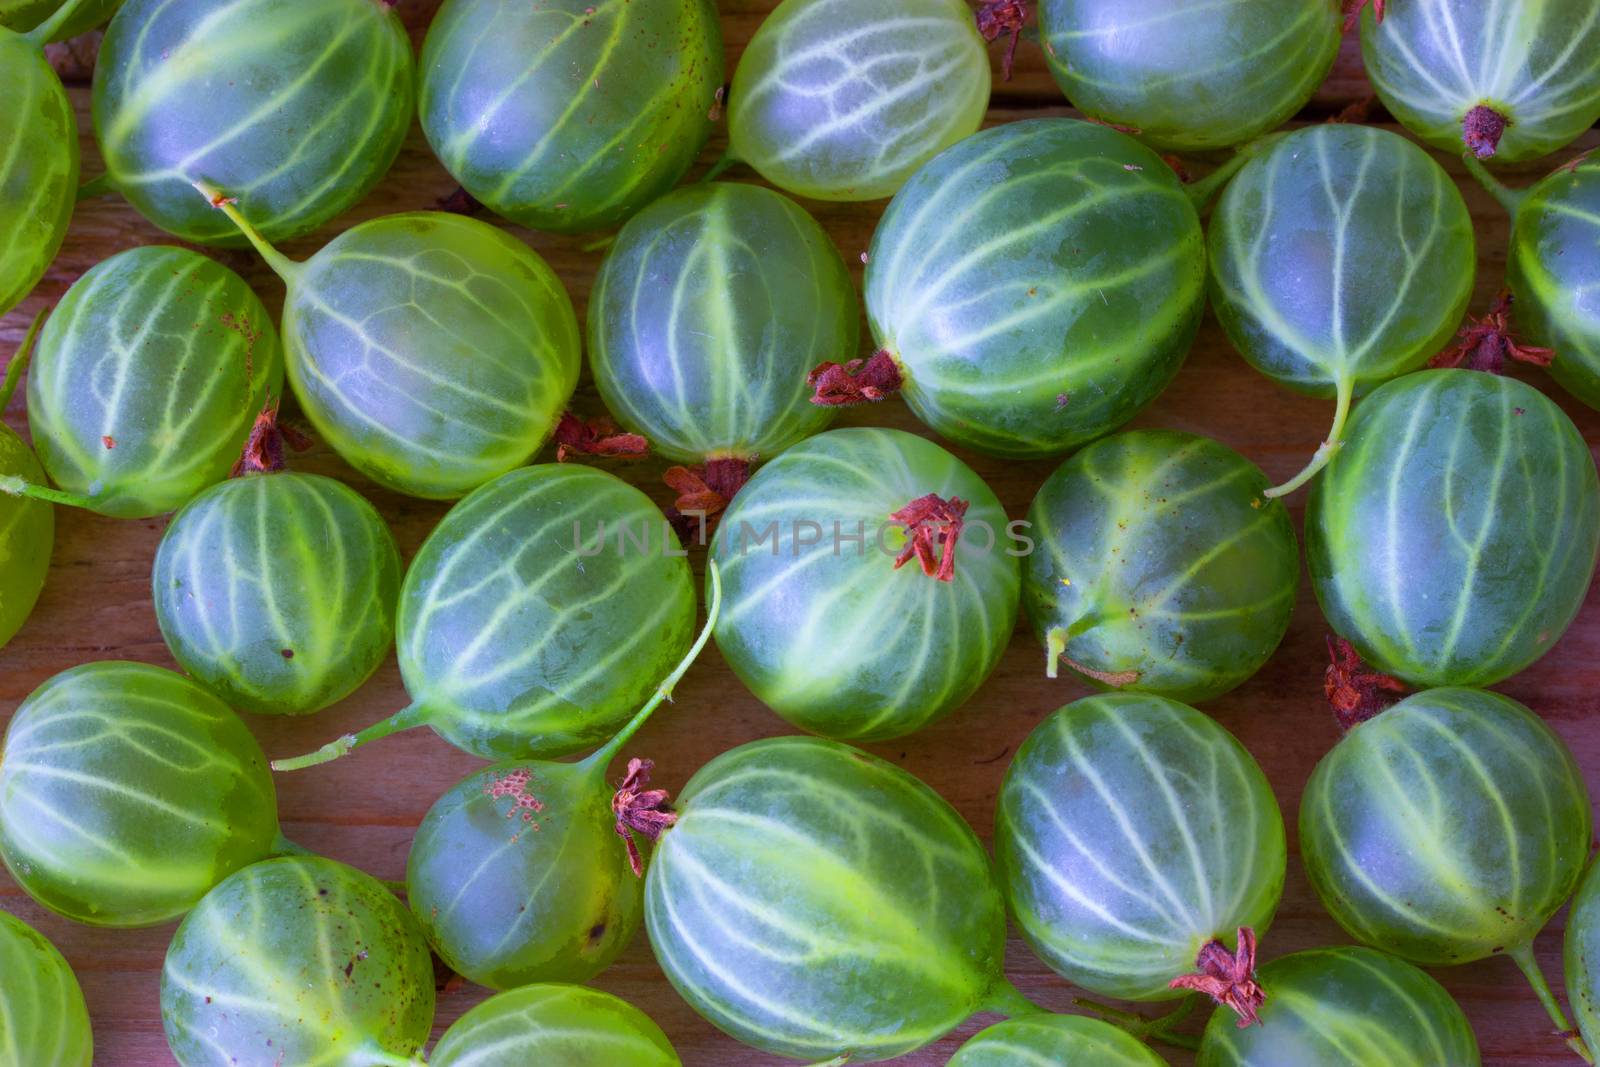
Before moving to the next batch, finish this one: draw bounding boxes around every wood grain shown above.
[4,3,1598,1065]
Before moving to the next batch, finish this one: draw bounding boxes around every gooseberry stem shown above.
[580,562,723,778]
[270,703,429,772]
[1509,942,1594,1064]
[269,833,313,858]
[980,978,1050,1018]
[0,475,102,510]
[1263,373,1353,499]
[75,174,117,202]
[0,308,45,411]
[1045,613,1103,678]
[192,180,304,284]
[700,151,739,183]
[806,1057,850,1067]
[1075,995,1202,1052]
[1462,152,1530,217]
[22,0,95,45]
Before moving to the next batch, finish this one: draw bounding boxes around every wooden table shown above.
[5,5,1598,1064]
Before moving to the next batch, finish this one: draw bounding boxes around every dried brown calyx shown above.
[809,349,903,406]
[890,493,968,582]
[1325,635,1408,731]
[1429,291,1553,374]
[664,457,751,544]
[1463,105,1511,160]
[1342,0,1385,31]
[976,1,1028,82]
[231,398,312,477]
[552,412,649,463]
[1329,96,1377,125]
[612,758,676,878]
[1170,926,1266,1027]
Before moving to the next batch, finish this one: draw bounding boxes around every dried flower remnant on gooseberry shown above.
[612,758,676,877]
[1170,926,1266,1027]
[1429,291,1552,373]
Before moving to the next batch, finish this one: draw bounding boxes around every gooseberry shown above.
[949,1014,1166,1066]
[0,316,53,651]
[0,909,92,1066]
[429,984,680,1067]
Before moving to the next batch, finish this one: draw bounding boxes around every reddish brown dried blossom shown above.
[664,456,750,528]
[1463,105,1510,160]
[1429,291,1553,374]
[231,398,313,477]
[809,349,904,406]
[552,412,649,463]
[976,1,1028,81]
[1343,0,1385,31]
[613,758,677,878]
[1170,927,1266,1027]
[1325,636,1408,730]
[890,493,968,583]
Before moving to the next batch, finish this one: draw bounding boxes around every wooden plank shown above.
[4,3,1598,1064]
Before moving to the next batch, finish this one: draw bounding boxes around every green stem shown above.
[1264,372,1353,499]
[76,173,117,202]
[1075,995,1201,1052]
[1,308,46,411]
[191,180,304,284]
[805,1058,849,1067]
[0,474,102,511]
[579,232,618,254]
[1045,611,1102,678]
[22,0,96,46]
[1510,942,1593,1064]
[269,833,314,858]
[580,562,723,778]
[1184,132,1285,211]
[270,703,428,772]
[1462,152,1529,217]
[700,151,739,183]
[980,978,1050,1019]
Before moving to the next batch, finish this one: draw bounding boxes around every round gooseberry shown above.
[0,661,290,927]
[0,910,92,1066]
[429,984,680,1067]
[92,0,414,244]
[710,426,1019,741]
[727,0,990,201]
[949,1015,1166,1067]
[1024,429,1298,701]
[0,0,119,39]
[420,0,723,233]
[1306,368,1600,686]
[1563,857,1600,1060]
[1036,0,1341,151]
[0,317,52,652]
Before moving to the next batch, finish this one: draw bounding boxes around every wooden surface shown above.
[5,5,1600,1065]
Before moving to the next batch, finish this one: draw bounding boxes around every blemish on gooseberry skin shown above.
[281,649,294,660]
[101,435,115,449]
[485,768,547,828]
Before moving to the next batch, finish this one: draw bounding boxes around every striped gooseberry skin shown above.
[0,0,119,39]
[92,0,414,246]
[421,0,723,234]
[995,693,1286,1002]
[0,662,283,927]
[1360,1,1600,163]
[949,1015,1165,1067]
[0,31,77,318]
[1507,155,1600,409]
[710,427,1019,741]
[406,760,641,990]
[1300,687,1591,967]
[400,464,696,760]
[0,910,92,1066]
[24,245,284,518]
[430,984,680,1067]
[865,118,1205,459]
[0,425,53,650]
[161,856,435,1067]
[1210,124,1475,401]
[152,472,402,716]
[728,0,989,202]
[1024,430,1298,702]
[645,736,1010,1062]
[589,182,853,465]
[283,213,579,499]
[1196,947,1480,1066]
[1307,369,1600,686]
[1037,0,1341,152]
[1564,857,1600,1056]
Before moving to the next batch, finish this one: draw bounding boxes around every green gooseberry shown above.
[0,7,80,318]
[1,0,119,40]
[429,984,680,1067]
[0,910,92,1066]
[2,246,284,519]
[1300,686,1591,1057]
[0,320,53,652]
[153,470,402,716]
[589,181,854,487]
[1563,857,1600,1060]
[1359,0,1600,163]
[0,661,292,927]
[1307,369,1600,687]
[996,694,1285,1012]
[92,0,414,245]
[727,0,990,201]
[161,855,435,1067]
[1209,123,1476,498]
[275,464,697,770]
[406,567,719,991]
[1036,0,1341,152]
[1464,151,1600,409]
[1024,429,1298,702]
[1196,947,1480,1066]
[710,427,1019,741]
[204,194,580,499]
[645,735,1041,1063]
[420,0,723,234]
[949,1015,1166,1067]
[862,118,1217,459]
